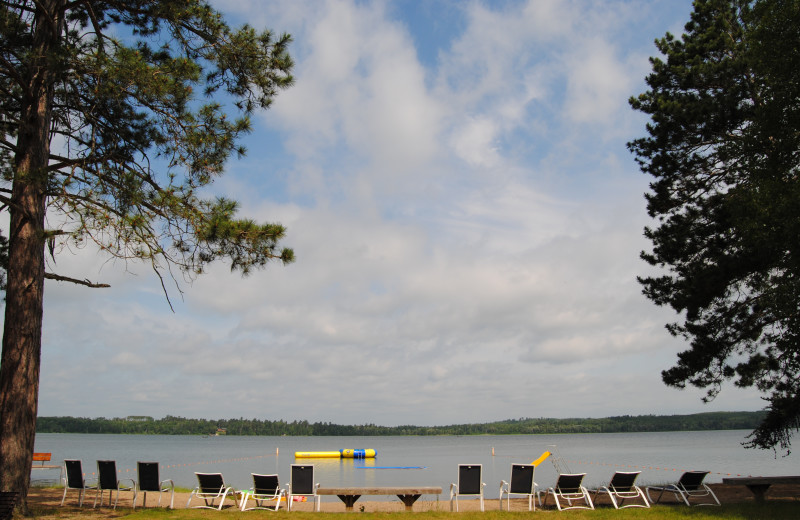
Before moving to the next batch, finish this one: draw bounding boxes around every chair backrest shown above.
[555,473,586,493]
[97,460,118,490]
[509,464,535,494]
[457,464,483,495]
[64,460,84,489]
[291,465,315,495]
[678,471,709,491]
[137,462,161,492]
[196,472,225,493]
[253,474,280,494]
[608,471,640,492]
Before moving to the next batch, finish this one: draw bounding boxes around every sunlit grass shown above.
[24,503,800,520]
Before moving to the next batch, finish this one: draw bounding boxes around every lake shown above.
[33,431,799,497]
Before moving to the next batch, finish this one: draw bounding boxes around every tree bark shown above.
[0,0,64,513]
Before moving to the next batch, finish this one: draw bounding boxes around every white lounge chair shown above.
[499,463,539,511]
[186,472,239,510]
[287,464,320,511]
[93,460,135,509]
[450,464,486,512]
[60,460,97,507]
[593,471,649,508]
[134,461,174,509]
[542,473,594,511]
[241,473,285,511]
[646,470,720,506]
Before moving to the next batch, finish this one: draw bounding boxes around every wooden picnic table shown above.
[316,486,442,511]
[722,476,800,503]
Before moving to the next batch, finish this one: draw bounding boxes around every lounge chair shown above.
[186,472,240,510]
[499,463,539,511]
[60,460,97,507]
[134,461,174,509]
[593,471,649,508]
[241,473,285,511]
[542,473,594,511]
[287,464,320,511]
[93,460,135,509]
[646,470,720,506]
[450,464,486,512]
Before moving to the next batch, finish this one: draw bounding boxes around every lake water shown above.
[33,431,799,498]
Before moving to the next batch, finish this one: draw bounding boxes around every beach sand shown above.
[26,483,800,513]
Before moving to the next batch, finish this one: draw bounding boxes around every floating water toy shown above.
[531,451,551,467]
[294,449,376,459]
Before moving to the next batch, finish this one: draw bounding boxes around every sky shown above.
[30,0,768,426]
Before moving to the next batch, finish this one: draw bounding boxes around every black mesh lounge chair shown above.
[542,473,594,511]
[287,465,319,512]
[134,462,174,509]
[450,464,486,512]
[186,472,239,510]
[593,471,649,509]
[241,473,285,511]
[93,460,135,509]
[60,460,97,507]
[499,463,539,511]
[646,471,720,506]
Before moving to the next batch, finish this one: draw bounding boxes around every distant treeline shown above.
[36,411,765,436]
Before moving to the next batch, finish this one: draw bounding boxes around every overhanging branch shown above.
[44,272,110,288]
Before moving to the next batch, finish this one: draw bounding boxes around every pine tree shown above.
[629,0,800,453]
[0,1,294,509]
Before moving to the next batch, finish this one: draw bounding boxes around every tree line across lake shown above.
[37,411,765,436]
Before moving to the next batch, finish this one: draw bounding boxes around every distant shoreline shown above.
[37,411,765,436]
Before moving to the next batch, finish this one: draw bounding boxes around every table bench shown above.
[316,486,442,511]
[722,476,800,503]
[31,452,60,470]
[30,453,62,484]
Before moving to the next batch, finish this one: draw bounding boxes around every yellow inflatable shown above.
[294,449,377,459]
[294,451,341,458]
[531,451,551,466]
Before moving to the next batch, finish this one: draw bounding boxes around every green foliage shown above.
[35,411,766,436]
[0,0,295,290]
[628,0,800,453]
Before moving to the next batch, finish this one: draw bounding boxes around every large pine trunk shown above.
[0,1,63,512]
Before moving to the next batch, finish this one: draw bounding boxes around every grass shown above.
[22,503,800,520]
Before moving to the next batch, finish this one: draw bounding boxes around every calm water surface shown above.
[33,431,799,497]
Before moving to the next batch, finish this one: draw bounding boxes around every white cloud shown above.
[28,0,765,425]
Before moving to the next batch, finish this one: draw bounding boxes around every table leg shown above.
[745,484,771,504]
[397,494,421,511]
[337,494,361,511]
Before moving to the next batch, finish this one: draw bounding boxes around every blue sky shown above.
[32,0,767,426]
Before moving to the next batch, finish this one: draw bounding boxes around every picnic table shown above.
[30,453,62,484]
[722,476,800,503]
[316,486,442,511]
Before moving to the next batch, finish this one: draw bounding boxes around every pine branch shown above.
[44,272,110,288]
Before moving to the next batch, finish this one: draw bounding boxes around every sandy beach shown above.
[26,483,800,513]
